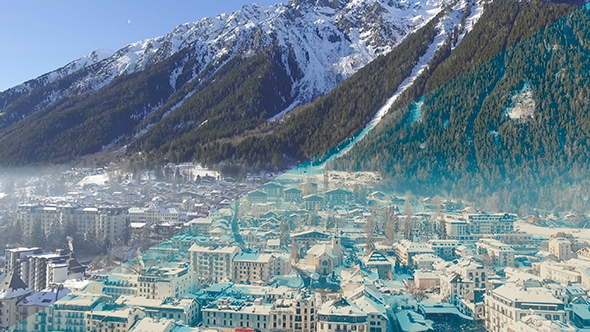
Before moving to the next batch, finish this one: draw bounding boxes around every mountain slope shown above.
[332,0,590,212]
[0,0,455,166]
[194,0,581,171]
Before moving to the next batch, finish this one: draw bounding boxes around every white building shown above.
[549,237,574,261]
[317,298,368,332]
[5,248,85,291]
[128,206,183,225]
[539,260,581,285]
[137,263,193,299]
[85,304,145,332]
[476,238,515,268]
[47,293,112,332]
[394,240,435,267]
[427,240,460,260]
[0,272,34,330]
[270,292,318,332]
[232,253,275,284]
[202,298,273,331]
[17,204,127,242]
[443,213,515,240]
[189,245,240,286]
[507,315,576,332]
[485,283,566,332]
[115,295,200,326]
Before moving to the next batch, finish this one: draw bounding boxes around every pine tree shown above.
[46,220,65,250]
[29,220,47,248]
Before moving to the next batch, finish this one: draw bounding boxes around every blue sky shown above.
[0,0,283,92]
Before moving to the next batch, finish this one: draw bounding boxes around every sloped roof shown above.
[0,272,32,300]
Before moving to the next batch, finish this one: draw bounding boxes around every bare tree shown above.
[290,241,300,263]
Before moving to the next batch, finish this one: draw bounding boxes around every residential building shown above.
[189,245,240,286]
[362,251,393,279]
[17,204,127,243]
[137,263,193,299]
[539,260,581,285]
[413,270,441,291]
[317,298,367,332]
[443,213,515,240]
[476,238,515,268]
[232,253,275,285]
[85,304,145,332]
[12,287,71,332]
[5,248,85,292]
[427,240,460,260]
[507,315,576,332]
[485,283,566,332]
[325,189,354,204]
[0,272,34,330]
[549,237,574,261]
[303,195,324,210]
[394,240,435,267]
[284,188,303,202]
[202,298,273,331]
[291,230,331,249]
[248,191,268,203]
[270,291,318,332]
[46,293,112,332]
[261,183,284,198]
[115,295,200,326]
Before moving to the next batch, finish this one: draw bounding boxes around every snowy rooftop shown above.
[492,283,562,305]
[395,310,433,332]
[233,253,273,263]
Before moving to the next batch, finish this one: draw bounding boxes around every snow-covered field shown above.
[76,173,109,187]
[516,220,590,241]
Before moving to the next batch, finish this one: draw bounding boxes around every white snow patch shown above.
[409,97,424,123]
[101,135,124,151]
[269,100,300,121]
[76,174,109,187]
[504,82,535,121]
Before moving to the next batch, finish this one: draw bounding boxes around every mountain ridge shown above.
[0,0,463,166]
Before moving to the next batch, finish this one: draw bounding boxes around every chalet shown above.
[248,190,268,203]
[284,187,303,202]
[291,230,331,248]
[363,251,394,279]
[303,194,324,210]
[260,182,284,198]
[325,189,354,204]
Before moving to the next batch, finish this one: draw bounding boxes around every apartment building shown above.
[189,245,241,286]
[317,298,367,332]
[115,295,200,326]
[202,298,273,331]
[549,237,574,261]
[232,253,275,284]
[137,263,193,299]
[17,204,127,242]
[485,283,566,332]
[5,247,85,291]
[476,238,515,268]
[444,213,516,240]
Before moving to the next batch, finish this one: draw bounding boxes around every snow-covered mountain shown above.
[0,0,481,166]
